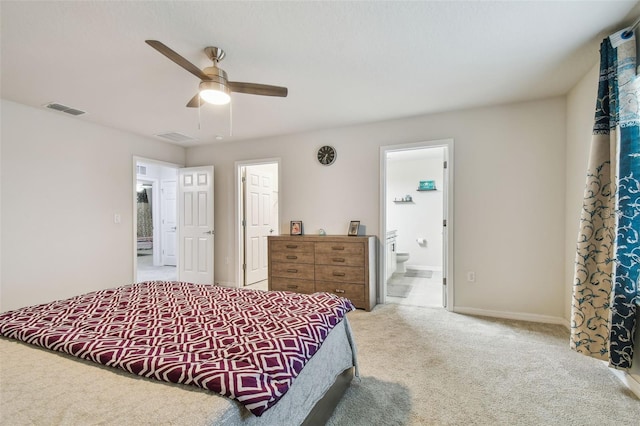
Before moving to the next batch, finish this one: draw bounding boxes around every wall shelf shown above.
[416,188,437,192]
[393,200,414,203]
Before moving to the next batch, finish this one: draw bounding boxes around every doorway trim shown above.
[132,156,183,283]
[235,158,281,288]
[379,139,454,311]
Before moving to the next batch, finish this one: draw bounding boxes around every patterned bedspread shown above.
[0,282,355,416]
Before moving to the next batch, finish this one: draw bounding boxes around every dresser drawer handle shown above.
[286,245,298,249]
[333,258,345,262]
[335,289,346,294]
[286,255,298,260]
[287,285,299,289]
[332,272,346,277]
[287,269,298,273]
[332,246,345,250]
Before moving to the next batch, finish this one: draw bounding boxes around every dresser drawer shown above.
[270,250,314,264]
[315,265,364,283]
[270,277,315,294]
[315,281,365,306]
[271,262,315,280]
[315,242,364,266]
[271,241,314,254]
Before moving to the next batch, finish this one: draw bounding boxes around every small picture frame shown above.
[348,220,360,236]
[290,221,303,236]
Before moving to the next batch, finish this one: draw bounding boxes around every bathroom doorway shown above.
[380,140,454,310]
[134,159,179,282]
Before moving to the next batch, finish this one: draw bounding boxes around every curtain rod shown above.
[623,16,640,37]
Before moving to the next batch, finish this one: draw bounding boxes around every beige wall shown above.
[187,97,568,321]
[0,100,185,311]
[0,84,601,324]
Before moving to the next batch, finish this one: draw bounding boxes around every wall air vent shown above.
[136,165,147,175]
[155,132,197,143]
[43,102,86,116]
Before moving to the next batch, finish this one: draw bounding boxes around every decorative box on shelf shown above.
[417,180,436,191]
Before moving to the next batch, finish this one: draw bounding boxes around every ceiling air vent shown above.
[43,102,86,116]
[155,132,197,143]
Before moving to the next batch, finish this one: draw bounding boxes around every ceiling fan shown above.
[145,40,288,107]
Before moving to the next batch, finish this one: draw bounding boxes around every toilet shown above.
[396,252,410,273]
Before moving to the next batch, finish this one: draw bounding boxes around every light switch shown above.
[114,213,121,224]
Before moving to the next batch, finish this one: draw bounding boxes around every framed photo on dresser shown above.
[290,221,303,236]
[348,220,360,236]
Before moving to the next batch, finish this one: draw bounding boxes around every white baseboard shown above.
[453,306,566,325]
[214,281,237,288]
[608,368,640,399]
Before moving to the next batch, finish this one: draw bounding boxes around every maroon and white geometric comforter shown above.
[0,282,355,416]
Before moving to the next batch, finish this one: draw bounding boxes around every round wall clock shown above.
[317,145,337,166]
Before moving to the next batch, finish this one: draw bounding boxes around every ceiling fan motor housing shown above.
[203,66,228,85]
[199,66,231,104]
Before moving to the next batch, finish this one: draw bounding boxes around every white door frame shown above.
[235,158,281,288]
[379,140,454,311]
[132,156,183,282]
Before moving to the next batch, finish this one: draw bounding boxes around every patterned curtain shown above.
[137,189,153,239]
[570,30,640,369]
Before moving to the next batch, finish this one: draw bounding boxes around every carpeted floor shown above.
[326,304,640,425]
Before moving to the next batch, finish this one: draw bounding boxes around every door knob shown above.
[203,230,215,235]
[270,229,274,234]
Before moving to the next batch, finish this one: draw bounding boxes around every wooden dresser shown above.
[268,235,376,311]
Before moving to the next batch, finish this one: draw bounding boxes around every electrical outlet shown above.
[467,271,476,282]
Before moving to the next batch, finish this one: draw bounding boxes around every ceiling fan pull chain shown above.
[198,98,202,130]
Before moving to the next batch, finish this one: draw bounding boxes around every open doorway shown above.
[236,159,280,290]
[380,140,454,310]
[134,159,179,282]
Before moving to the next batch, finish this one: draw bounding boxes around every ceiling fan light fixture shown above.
[199,81,231,105]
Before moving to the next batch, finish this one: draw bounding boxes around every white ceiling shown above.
[1,1,638,146]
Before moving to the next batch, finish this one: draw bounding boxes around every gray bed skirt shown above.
[0,317,357,425]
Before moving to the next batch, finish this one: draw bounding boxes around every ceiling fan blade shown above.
[146,40,211,81]
[186,93,201,108]
[229,82,288,97]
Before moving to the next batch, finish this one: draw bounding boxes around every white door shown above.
[244,166,274,285]
[178,166,214,284]
[161,179,177,266]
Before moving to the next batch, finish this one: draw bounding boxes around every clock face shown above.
[317,145,337,166]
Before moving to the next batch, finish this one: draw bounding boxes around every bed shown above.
[0,282,358,425]
[137,236,153,250]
